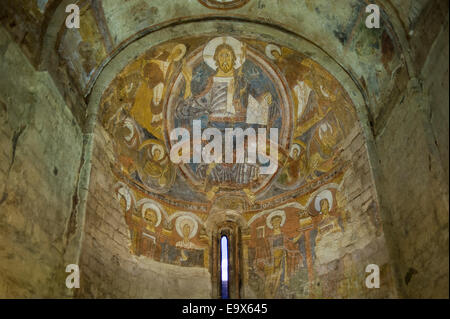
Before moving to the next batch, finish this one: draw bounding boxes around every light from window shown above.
[220,235,229,299]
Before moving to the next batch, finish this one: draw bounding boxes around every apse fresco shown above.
[115,182,209,267]
[245,181,354,298]
[99,35,382,297]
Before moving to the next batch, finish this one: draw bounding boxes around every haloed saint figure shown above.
[171,36,290,194]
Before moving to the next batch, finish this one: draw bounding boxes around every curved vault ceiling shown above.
[1,0,435,125]
[58,0,408,120]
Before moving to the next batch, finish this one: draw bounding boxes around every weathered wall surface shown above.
[77,125,211,298]
[311,124,396,298]
[374,16,449,298]
[422,20,449,184]
[0,27,84,298]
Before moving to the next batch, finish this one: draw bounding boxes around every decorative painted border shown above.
[198,0,250,10]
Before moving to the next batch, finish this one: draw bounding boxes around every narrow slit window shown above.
[220,235,229,299]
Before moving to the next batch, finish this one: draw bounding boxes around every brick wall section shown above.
[77,125,211,298]
[0,27,84,298]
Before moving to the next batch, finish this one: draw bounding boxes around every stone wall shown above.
[77,125,211,298]
[373,18,449,298]
[0,27,84,298]
[422,20,449,184]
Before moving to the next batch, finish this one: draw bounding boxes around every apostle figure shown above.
[175,216,203,264]
[139,202,164,261]
[313,190,342,243]
[263,211,288,298]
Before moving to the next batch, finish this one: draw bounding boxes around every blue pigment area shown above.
[221,236,229,299]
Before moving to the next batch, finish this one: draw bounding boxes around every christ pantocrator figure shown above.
[177,37,273,125]
[176,37,279,201]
